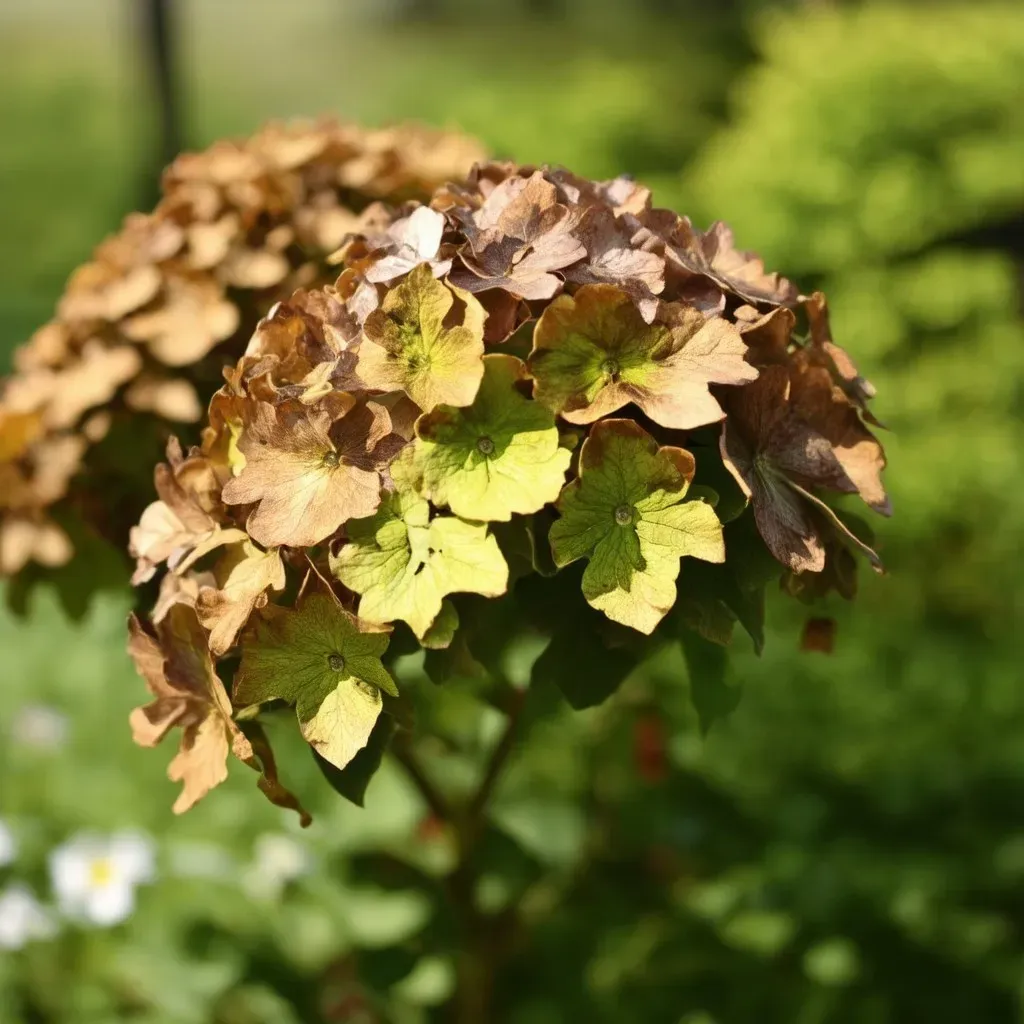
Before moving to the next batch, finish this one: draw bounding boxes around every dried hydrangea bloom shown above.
[125,159,892,818]
[0,119,487,588]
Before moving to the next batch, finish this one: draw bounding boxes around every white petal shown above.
[109,831,156,885]
[86,882,136,927]
[0,884,57,949]
[49,835,103,905]
[396,206,444,260]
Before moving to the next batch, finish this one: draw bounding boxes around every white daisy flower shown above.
[0,883,58,950]
[10,704,69,751]
[49,831,156,927]
[0,819,16,868]
[243,832,312,900]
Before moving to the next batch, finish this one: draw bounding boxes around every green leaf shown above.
[680,628,741,734]
[358,263,486,412]
[330,450,509,639]
[312,712,397,807]
[491,511,559,585]
[548,419,725,634]
[420,599,459,650]
[423,591,536,705]
[411,353,571,522]
[671,508,781,653]
[532,616,636,710]
[672,579,738,648]
[234,592,397,771]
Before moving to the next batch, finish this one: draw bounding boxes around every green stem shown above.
[392,690,528,1024]
[391,735,452,823]
[468,686,526,824]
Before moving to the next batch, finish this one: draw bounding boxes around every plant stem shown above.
[468,686,526,822]
[391,736,452,823]
[390,688,528,1024]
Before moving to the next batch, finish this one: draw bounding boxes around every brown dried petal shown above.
[700,221,800,308]
[789,361,890,515]
[564,206,665,322]
[734,305,795,367]
[804,291,878,410]
[800,617,837,654]
[196,541,286,656]
[123,277,240,367]
[0,516,73,575]
[59,263,161,323]
[127,605,252,813]
[220,401,388,548]
[454,172,586,300]
[125,375,204,423]
[221,249,291,290]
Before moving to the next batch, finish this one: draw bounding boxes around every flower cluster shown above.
[126,161,890,817]
[0,823,154,948]
[0,120,486,581]
[0,814,310,950]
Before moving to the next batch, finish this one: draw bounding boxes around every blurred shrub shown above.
[689,0,1024,628]
[659,4,1024,1021]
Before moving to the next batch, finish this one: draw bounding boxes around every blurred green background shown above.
[2,1,1024,1021]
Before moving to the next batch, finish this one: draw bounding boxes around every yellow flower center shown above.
[89,857,115,888]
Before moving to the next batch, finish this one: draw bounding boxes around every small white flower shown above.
[0,820,16,868]
[49,831,156,927]
[0,883,57,950]
[243,832,311,900]
[10,704,69,751]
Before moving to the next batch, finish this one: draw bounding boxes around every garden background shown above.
[1,0,1023,1021]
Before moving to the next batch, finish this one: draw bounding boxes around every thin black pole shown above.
[139,0,182,204]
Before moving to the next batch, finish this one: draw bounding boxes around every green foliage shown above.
[689,1,1024,613]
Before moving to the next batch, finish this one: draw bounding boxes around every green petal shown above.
[358,263,486,412]
[549,419,726,634]
[529,285,667,424]
[412,354,571,522]
[331,452,509,638]
[530,283,757,430]
[234,592,396,771]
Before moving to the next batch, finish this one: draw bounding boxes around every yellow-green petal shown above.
[549,419,726,634]
[412,354,571,522]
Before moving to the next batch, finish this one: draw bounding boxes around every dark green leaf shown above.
[680,629,741,734]
[532,624,636,710]
[313,713,397,807]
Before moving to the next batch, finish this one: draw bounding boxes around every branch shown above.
[390,688,529,1024]
[391,735,452,823]
[467,687,526,822]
